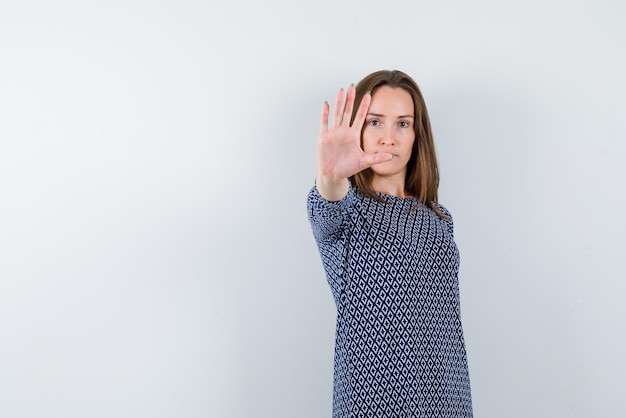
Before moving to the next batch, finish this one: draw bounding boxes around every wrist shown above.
[316,176,349,202]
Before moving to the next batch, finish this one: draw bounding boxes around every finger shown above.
[351,90,371,129]
[331,88,344,129]
[319,101,329,134]
[341,84,356,127]
[360,152,394,170]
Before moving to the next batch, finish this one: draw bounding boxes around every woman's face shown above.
[362,86,416,181]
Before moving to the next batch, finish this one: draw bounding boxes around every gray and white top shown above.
[307,184,473,418]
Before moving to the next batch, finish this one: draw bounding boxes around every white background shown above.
[1,0,625,417]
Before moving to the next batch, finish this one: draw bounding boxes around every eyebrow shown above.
[367,112,415,119]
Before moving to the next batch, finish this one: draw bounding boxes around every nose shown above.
[380,126,395,146]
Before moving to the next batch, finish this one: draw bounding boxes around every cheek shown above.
[403,135,416,152]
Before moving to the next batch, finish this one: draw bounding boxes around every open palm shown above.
[317,85,393,181]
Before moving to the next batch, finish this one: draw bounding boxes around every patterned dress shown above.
[307,185,473,418]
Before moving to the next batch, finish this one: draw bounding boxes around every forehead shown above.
[369,86,414,116]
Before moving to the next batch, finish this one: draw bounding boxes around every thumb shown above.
[361,152,394,169]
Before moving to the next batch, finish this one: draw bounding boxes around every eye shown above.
[367,119,380,127]
[398,121,410,128]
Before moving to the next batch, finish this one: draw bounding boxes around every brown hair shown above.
[350,70,446,219]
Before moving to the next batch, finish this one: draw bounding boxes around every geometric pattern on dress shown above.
[308,185,473,418]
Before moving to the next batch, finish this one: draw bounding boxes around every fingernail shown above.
[366,90,371,95]
[350,83,354,87]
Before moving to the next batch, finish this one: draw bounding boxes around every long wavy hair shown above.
[350,70,446,219]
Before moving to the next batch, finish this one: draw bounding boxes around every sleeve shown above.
[306,184,355,244]
[306,184,355,305]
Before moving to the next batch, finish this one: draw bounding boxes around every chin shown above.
[371,166,406,178]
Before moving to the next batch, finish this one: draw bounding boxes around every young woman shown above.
[307,70,473,417]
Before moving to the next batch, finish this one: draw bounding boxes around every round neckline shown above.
[374,191,417,201]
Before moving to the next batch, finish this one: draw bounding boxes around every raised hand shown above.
[316,85,393,201]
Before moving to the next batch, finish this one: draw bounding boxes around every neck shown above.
[372,175,411,198]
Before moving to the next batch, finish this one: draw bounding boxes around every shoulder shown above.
[432,201,455,234]
[434,201,453,220]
